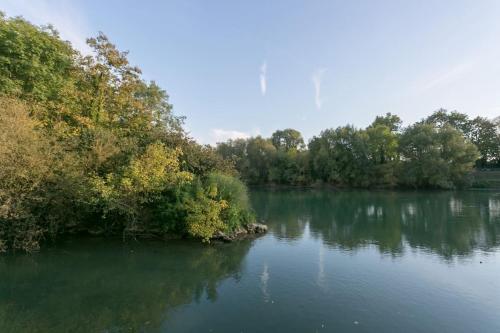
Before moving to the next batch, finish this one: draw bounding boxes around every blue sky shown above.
[2,0,500,144]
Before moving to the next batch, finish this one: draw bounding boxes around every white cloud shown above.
[1,0,92,53]
[210,129,251,144]
[260,61,267,96]
[416,61,475,93]
[312,68,327,110]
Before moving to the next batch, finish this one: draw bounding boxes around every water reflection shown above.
[316,245,326,290]
[490,198,500,220]
[252,190,500,259]
[0,239,251,332]
[1,190,499,333]
[260,263,270,302]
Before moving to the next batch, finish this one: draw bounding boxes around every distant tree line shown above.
[0,14,254,252]
[217,111,499,188]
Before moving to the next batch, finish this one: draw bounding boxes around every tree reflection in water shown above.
[0,239,252,332]
[252,190,500,259]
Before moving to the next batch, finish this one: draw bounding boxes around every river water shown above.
[1,190,499,332]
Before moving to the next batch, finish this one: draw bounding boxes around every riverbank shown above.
[249,171,500,190]
[212,222,268,242]
[471,170,500,189]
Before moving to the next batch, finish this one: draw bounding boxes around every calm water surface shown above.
[1,190,500,332]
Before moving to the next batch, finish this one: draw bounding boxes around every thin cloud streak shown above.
[260,61,267,96]
[417,62,475,93]
[312,68,327,110]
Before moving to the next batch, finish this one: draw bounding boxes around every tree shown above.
[308,126,370,186]
[425,109,472,136]
[271,128,305,151]
[398,123,478,188]
[0,15,76,105]
[425,109,500,167]
[469,117,500,167]
[245,137,277,184]
[0,14,255,251]
[371,112,402,132]
[216,138,247,171]
[0,98,53,252]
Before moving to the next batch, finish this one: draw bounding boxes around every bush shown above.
[0,98,54,252]
[205,173,255,232]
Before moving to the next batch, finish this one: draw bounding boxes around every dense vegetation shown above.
[0,14,254,252]
[217,112,499,188]
[0,14,498,252]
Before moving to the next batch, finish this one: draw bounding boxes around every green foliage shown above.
[398,123,479,188]
[245,136,277,184]
[215,138,248,174]
[271,128,305,151]
[0,97,85,251]
[308,126,371,187]
[0,15,253,252]
[0,15,75,103]
[469,117,500,167]
[184,182,227,242]
[173,136,236,176]
[216,133,310,185]
[90,143,193,229]
[206,173,250,209]
[365,117,400,187]
[218,112,487,189]
[425,109,472,134]
[205,173,254,231]
[159,174,254,242]
[371,112,402,132]
[0,99,48,250]
[425,109,500,167]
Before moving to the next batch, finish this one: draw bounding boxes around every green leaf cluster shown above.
[0,14,254,252]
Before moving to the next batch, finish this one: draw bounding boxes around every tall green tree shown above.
[425,109,499,167]
[0,13,76,105]
[469,117,500,167]
[246,136,277,184]
[398,123,478,188]
[271,128,305,151]
[425,109,472,136]
[308,126,370,187]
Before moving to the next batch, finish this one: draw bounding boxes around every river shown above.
[1,190,500,332]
